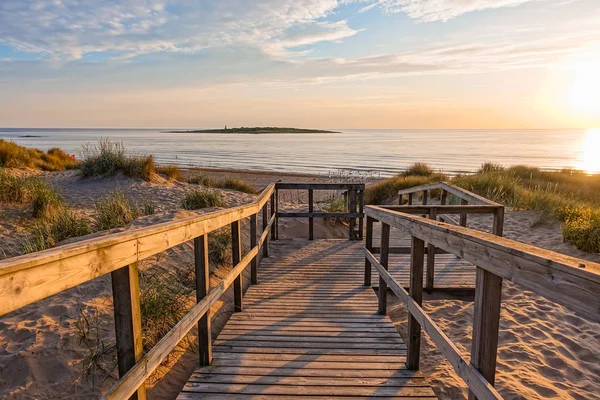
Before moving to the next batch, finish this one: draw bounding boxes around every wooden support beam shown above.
[492,207,504,237]
[231,221,243,312]
[469,268,503,400]
[408,193,413,205]
[378,222,391,315]
[250,214,257,284]
[348,190,356,241]
[358,190,365,240]
[399,193,403,205]
[460,199,468,227]
[308,189,314,240]
[111,263,146,400]
[261,204,269,258]
[194,235,212,366]
[274,189,279,240]
[426,208,437,291]
[422,190,428,205]
[364,216,374,286]
[407,236,425,370]
[441,190,447,205]
[270,193,276,240]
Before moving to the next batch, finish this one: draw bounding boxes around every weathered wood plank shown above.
[231,220,243,312]
[194,235,211,366]
[407,237,425,370]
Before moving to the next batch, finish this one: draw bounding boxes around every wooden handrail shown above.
[364,204,600,400]
[397,182,500,206]
[0,184,275,317]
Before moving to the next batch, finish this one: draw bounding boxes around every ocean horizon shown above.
[1,127,596,177]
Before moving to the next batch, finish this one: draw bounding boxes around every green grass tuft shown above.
[366,174,446,205]
[401,162,434,177]
[80,139,155,181]
[22,209,92,253]
[181,189,226,210]
[94,191,155,231]
[187,174,213,186]
[211,177,256,194]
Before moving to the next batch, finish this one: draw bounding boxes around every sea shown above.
[1,128,597,178]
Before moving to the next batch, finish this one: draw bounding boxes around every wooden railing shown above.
[398,182,500,228]
[0,183,278,400]
[364,205,600,400]
[275,183,365,240]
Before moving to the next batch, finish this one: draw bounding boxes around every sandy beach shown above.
[0,166,599,399]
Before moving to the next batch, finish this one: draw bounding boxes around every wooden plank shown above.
[276,183,365,190]
[308,189,314,240]
[187,375,426,387]
[397,182,500,206]
[250,214,258,284]
[277,212,362,218]
[378,205,501,214]
[231,221,243,312]
[378,222,390,315]
[364,248,502,400]
[111,263,146,400]
[194,235,212,366]
[366,205,600,322]
[0,183,275,317]
[426,208,437,291]
[469,267,503,400]
[102,245,259,400]
[180,383,435,396]
[407,237,425,370]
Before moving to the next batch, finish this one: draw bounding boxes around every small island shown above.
[165,126,338,134]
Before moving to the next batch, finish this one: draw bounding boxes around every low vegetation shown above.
[0,139,79,171]
[366,162,600,252]
[156,164,181,180]
[320,197,348,227]
[94,191,155,231]
[187,174,213,186]
[211,177,256,194]
[80,139,155,181]
[181,189,226,210]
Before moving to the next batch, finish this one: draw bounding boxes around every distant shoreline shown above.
[164,126,338,134]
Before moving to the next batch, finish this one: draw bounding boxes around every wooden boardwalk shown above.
[178,239,437,399]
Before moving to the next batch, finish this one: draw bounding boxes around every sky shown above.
[0,0,599,129]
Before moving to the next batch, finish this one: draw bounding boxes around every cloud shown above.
[0,0,348,60]
[370,0,544,22]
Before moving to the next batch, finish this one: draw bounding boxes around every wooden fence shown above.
[275,183,365,240]
[0,182,363,400]
[364,204,600,400]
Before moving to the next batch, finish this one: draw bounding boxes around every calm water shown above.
[1,128,597,177]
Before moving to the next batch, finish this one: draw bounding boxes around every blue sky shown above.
[0,0,599,128]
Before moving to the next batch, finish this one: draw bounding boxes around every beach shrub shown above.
[211,177,256,194]
[94,191,155,231]
[560,205,600,252]
[365,174,446,205]
[22,209,92,253]
[181,189,226,210]
[401,162,434,177]
[187,174,213,186]
[156,164,181,180]
[80,139,155,181]
[0,140,78,171]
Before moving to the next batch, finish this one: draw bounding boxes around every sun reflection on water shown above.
[578,129,600,174]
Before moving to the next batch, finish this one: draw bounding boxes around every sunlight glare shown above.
[568,62,600,113]
[579,128,600,174]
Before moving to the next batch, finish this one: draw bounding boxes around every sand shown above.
[1,168,599,399]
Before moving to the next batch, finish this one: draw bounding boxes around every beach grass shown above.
[211,177,256,194]
[320,197,348,226]
[80,139,155,181]
[187,173,213,186]
[181,189,226,210]
[0,140,78,171]
[156,164,181,180]
[94,191,155,231]
[22,209,92,253]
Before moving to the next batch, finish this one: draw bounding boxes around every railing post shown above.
[426,207,437,291]
[408,193,413,205]
[469,268,503,400]
[348,189,356,241]
[422,190,428,205]
[407,236,425,370]
[378,222,390,315]
[492,207,504,237]
[270,192,276,240]
[274,188,279,240]
[460,199,468,226]
[364,216,374,286]
[111,262,146,400]
[250,214,258,284]
[194,235,212,366]
[399,193,403,205]
[308,189,314,240]
[441,189,447,205]
[231,220,243,312]
[358,189,364,240]
[262,203,269,258]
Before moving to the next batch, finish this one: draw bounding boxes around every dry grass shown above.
[94,191,155,231]
[80,139,155,181]
[0,140,79,171]
[181,189,226,210]
[156,164,182,180]
[211,177,256,194]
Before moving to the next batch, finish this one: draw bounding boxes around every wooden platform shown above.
[178,240,437,399]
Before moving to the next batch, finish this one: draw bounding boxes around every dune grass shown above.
[210,177,256,194]
[80,139,155,181]
[181,189,226,210]
[400,162,434,177]
[0,140,79,171]
[187,174,213,186]
[94,191,155,231]
[22,209,92,253]
[156,164,181,180]
[320,197,348,227]
[365,171,447,205]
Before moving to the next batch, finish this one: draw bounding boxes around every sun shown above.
[578,128,600,174]
[568,62,600,113]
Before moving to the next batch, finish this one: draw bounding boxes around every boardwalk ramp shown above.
[178,239,436,399]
